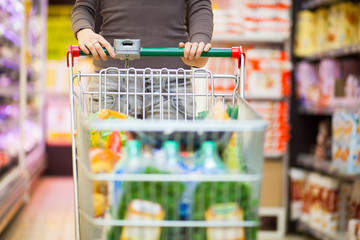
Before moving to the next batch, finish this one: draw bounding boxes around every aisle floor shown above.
[0,177,312,240]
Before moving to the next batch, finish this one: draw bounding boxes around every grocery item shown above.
[313,120,332,160]
[348,219,360,240]
[327,3,359,50]
[314,8,328,53]
[109,167,185,240]
[196,141,226,174]
[163,141,186,173]
[120,199,165,240]
[112,140,145,215]
[93,193,107,217]
[318,59,341,106]
[205,203,245,240]
[294,10,316,56]
[290,168,307,220]
[295,61,320,107]
[332,111,360,174]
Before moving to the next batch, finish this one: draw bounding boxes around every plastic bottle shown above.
[197,141,226,174]
[163,140,186,173]
[111,140,143,217]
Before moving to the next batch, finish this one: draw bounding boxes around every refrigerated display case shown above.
[0,0,47,233]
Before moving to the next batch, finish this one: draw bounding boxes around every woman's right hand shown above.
[77,28,116,61]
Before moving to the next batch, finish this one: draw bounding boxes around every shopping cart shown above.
[67,39,267,240]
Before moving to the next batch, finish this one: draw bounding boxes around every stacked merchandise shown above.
[290,169,360,238]
[212,0,292,38]
[86,107,259,240]
[295,58,360,108]
[294,2,360,57]
[332,111,360,175]
[249,101,290,155]
[207,48,291,156]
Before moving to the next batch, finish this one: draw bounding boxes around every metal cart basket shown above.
[67,40,267,240]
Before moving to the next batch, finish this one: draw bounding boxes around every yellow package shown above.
[327,3,359,49]
[336,2,359,47]
[315,8,328,53]
[121,199,165,240]
[205,203,244,240]
[294,10,316,57]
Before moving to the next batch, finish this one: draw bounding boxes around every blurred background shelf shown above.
[296,43,360,61]
[302,0,344,9]
[212,33,289,45]
[297,153,360,181]
[298,102,360,116]
[296,221,347,240]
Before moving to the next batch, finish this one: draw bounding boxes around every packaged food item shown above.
[338,183,353,231]
[348,219,360,240]
[327,3,359,49]
[294,10,316,56]
[295,61,320,107]
[290,168,307,220]
[314,8,328,53]
[332,111,360,174]
[205,203,245,240]
[93,193,107,217]
[318,59,341,106]
[121,199,165,240]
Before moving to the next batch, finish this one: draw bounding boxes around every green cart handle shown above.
[67,45,245,68]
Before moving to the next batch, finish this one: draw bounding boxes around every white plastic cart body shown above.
[67,40,267,240]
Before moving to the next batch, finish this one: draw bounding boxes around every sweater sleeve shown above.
[71,0,99,39]
[187,0,214,44]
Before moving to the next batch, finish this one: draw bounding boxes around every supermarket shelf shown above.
[297,221,347,240]
[302,0,343,9]
[298,43,360,61]
[264,152,285,159]
[299,102,360,116]
[0,167,23,194]
[212,33,289,44]
[0,167,26,233]
[297,153,360,181]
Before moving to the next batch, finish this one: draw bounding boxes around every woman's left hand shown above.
[179,42,211,68]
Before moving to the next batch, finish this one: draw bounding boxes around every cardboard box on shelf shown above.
[260,160,284,207]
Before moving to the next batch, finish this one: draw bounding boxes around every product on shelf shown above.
[332,111,360,174]
[211,0,291,37]
[290,168,307,220]
[328,2,359,50]
[313,120,332,160]
[293,171,360,236]
[295,58,360,108]
[245,48,291,99]
[348,219,360,240]
[294,10,316,57]
[249,101,290,155]
[294,2,360,57]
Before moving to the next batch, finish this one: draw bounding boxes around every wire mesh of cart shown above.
[67,39,267,240]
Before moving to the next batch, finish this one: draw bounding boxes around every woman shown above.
[71,0,214,119]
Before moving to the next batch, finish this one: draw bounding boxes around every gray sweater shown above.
[71,0,213,69]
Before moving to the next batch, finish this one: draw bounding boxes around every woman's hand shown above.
[179,42,211,68]
[77,28,116,61]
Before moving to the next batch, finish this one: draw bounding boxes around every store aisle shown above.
[0,177,75,240]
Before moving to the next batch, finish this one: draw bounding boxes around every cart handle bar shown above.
[67,45,245,68]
